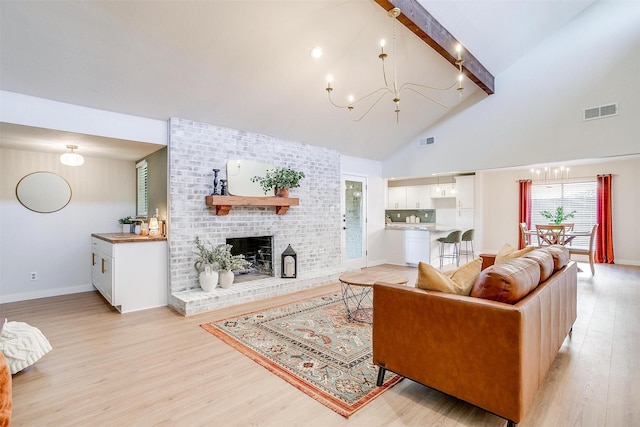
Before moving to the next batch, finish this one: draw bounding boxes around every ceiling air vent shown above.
[418,137,435,148]
[583,103,618,121]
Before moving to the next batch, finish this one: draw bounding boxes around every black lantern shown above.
[281,244,297,278]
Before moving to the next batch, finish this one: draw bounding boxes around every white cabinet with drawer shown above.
[91,235,167,313]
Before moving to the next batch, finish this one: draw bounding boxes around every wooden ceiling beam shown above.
[374,0,495,95]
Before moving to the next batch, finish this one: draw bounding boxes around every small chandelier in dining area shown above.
[530,166,570,183]
[325,7,465,123]
[60,145,84,166]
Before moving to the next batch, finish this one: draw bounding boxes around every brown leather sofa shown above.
[372,250,577,426]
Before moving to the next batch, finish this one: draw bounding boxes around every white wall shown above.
[475,156,639,266]
[0,148,136,303]
[0,91,168,145]
[340,154,386,266]
[383,1,640,178]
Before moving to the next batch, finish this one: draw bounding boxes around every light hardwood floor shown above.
[2,262,639,426]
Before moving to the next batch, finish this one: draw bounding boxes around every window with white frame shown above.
[530,180,597,247]
[136,160,148,217]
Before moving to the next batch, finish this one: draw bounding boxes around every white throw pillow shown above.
[0,321,52,374]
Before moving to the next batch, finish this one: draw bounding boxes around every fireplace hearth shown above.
[226,236,273,283]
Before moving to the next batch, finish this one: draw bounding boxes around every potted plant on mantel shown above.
[540,206,577,225]
[251,166,305,198]
[194,237,250,291]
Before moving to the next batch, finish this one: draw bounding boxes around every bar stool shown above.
[437,230,462,269]
[459,229,475,262]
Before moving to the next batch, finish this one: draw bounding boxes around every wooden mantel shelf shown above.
[205,195,299,216]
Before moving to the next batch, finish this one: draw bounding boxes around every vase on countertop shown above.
[218,270,235,289]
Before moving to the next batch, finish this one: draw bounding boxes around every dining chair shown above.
[519,222,530,247]
[568,224,599,275]
[536,224,567,246]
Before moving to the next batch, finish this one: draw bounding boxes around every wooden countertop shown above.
[92,233,167,243]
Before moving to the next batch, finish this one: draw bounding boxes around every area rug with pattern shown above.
[200,292,402,418]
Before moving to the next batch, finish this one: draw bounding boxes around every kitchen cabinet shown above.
[387,187,407,209]
[91,234,167,313]
[406,185,433,209]
[404,229,430,266]
[431,185,456,198]
[455,176,474,209]
[454,176,475,229]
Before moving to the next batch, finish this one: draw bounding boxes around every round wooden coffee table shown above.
[339,271,409,323]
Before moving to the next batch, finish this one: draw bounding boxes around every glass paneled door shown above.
[342,175,367,269]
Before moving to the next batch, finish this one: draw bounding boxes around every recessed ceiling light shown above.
[310,46,323,59]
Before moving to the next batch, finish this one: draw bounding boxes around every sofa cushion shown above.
[470,257,541,304]
[524,249,555,282]
[495,243,534,264]
[546,245,571,271]
[416,258,482,296]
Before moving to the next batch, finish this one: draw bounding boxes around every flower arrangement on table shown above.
[540,206,576,225]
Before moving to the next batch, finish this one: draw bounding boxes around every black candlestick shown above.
[220,179,228,196]
[212,169,220,195]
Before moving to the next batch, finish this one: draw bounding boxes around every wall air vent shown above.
[583,103,618,121]
[417,137,435,148]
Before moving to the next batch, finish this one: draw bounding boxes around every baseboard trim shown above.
[0,284,95,304]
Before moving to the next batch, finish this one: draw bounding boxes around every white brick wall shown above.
[168,117,342,301]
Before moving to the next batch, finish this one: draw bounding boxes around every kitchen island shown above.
[385,223,458,267]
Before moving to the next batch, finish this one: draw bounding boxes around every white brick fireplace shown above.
[167,117,346,315]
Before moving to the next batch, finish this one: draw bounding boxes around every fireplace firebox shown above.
[226,236,274,283]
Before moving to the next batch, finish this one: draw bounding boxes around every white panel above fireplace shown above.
[226,159,274,197]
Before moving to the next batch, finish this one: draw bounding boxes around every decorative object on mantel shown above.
[219,179,227,195]
[211,169,220,195]
[226,159,275,197]
[200,292,402,418]
[281,244,297,278]
[324,7,465,123]
[540,206,576,225]
[250,166,305,197]
[205,195,299,216]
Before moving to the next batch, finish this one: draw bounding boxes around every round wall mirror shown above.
[16,171,72,213]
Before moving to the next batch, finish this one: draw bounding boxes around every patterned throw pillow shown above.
[495,242,534,264]
[416,258,482,296]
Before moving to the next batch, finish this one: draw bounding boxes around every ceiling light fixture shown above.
[310,46,324,59]
[60,145,85,166]
[325,7,465,123]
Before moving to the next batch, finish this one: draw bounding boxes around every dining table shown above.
[524,226,593,246]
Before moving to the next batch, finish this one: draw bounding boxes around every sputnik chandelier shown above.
[325,7,465,123]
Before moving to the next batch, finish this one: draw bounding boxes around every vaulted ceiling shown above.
[0,0,596,161]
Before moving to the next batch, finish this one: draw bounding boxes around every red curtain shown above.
[596,174,614,263]
[518,180,532,249]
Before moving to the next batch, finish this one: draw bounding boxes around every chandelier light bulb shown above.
[310,46,324,59]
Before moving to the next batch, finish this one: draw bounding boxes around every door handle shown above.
[92,252,96,266]
[101,258,106,274]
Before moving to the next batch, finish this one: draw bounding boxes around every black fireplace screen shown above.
[226,236,274,282]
